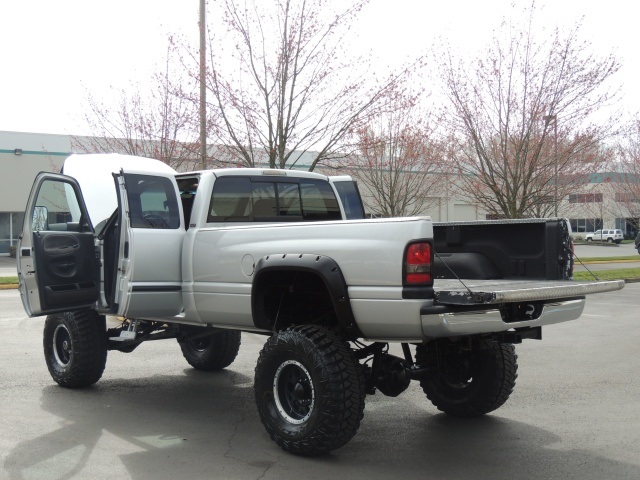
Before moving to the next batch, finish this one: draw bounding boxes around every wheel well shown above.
[253,270,339,331]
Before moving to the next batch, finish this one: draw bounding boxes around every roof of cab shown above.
[176,167,329,180]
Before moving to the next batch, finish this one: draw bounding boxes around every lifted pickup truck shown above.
[17,154,624,456]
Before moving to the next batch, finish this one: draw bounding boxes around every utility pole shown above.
[199,0,207,169]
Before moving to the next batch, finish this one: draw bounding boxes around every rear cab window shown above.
[207,176,342,222]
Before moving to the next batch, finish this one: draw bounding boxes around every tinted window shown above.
[208,177,341,222]
[332,181,365,220]
[251,183,278,218]
[177,176,200,228]
[278,183,302,217]
[124,174,180,229]
[208,177,252,221]
[300,180,341,221]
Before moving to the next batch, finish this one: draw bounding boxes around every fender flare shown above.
[251,253,362,337]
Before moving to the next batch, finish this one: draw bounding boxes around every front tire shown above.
[416,338,517,417]
[254,325,365,456]
[43,310,107,388]
[179,330,241,371]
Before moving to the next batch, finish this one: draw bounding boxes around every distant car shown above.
[585,229,624,244]
[635,232,640,254]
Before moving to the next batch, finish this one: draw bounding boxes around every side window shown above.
[124,174,180,229]
[332,181,365,220]
[31,179,85,232]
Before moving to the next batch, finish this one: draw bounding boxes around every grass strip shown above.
[578,255,640,263]
[573,268,640,281]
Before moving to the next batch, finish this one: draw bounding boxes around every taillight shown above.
[405,242,432,284]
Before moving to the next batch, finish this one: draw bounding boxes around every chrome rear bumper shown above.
[421,298,586,338]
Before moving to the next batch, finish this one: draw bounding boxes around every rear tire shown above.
[179,330,241,371]
[607,237,613,243]
[416,339,517,417]
[254,325,365,456]
[43,310,107,388]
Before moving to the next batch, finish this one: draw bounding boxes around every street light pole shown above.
[199,0,207,170]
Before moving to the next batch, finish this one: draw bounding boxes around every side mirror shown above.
[32,206,49,231]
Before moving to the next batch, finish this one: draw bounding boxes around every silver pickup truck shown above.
[17,154,624,456]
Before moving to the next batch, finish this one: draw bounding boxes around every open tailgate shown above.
[433,279,625,306]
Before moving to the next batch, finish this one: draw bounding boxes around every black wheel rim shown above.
[189,338,210,352]
[273,360,315,424]
[53,324,72,367]
[439,355,475,391]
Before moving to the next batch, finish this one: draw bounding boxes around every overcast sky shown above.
[0,0,637,136]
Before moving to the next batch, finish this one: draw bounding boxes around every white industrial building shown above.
[1,131,70,255]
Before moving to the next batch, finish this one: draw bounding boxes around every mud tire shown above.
[416,339,517,417]
[43,310,107,388]
[179,330,241,371]
[254,325,365,455]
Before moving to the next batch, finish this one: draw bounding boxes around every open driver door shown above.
[17,173,99,317]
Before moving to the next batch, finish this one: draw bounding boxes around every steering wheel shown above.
[142,214,169,228]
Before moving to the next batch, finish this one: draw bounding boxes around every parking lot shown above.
[1,284,639,480]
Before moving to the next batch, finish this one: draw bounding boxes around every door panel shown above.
[33,232,98,309]
[18,173,99,317]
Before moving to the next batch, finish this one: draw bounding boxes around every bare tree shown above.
[76,45,200,171]
[610,118,640,231]
[436,2,620,219]
[187,0,416,170]
[343,93,444,217]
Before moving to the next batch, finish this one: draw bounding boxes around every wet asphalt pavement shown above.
[1,283,639,479]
